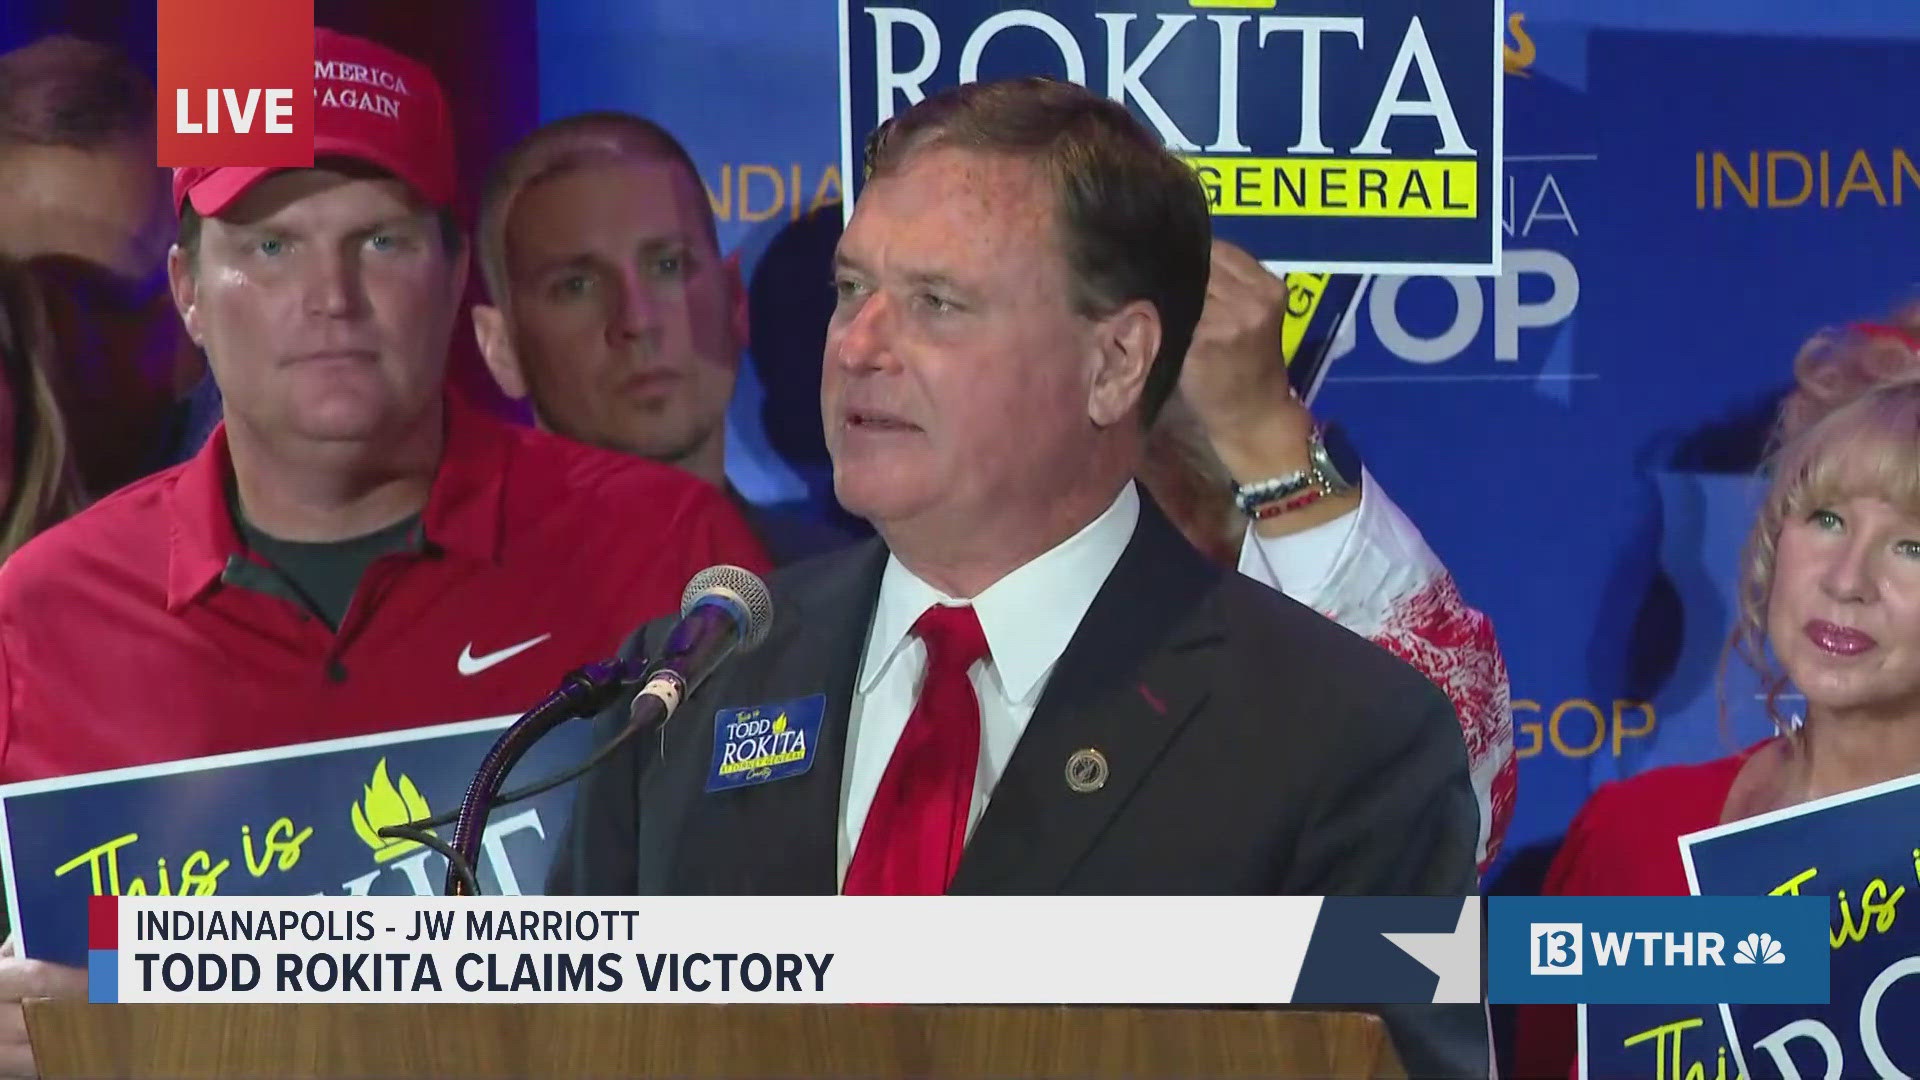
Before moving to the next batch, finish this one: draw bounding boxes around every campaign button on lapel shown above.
[705,694,827,793]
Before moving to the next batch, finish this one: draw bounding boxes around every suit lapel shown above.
[950,497,1225,894]
[668,540,888,895]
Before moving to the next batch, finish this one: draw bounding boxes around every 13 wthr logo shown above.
[1529,922,1582,974]
[1488,898,1824,1005]
[1529,922,1787,975]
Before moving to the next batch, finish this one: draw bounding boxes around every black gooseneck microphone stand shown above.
[383,565,773,896]
[374,656,649,896]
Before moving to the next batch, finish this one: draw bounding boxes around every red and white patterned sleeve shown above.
[1238,469,1515,875]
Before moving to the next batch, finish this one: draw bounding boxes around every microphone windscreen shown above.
[680,565,774,651]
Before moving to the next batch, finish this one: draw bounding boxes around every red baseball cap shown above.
[172,28,457,217]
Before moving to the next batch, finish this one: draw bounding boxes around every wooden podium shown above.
[26,1002,1405,1078]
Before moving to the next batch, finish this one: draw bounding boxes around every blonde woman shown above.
[1514,309,1920,1077]
[0,257,85,560]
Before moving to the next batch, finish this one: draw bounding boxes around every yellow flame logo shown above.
[350,758,433,862]
[773,713,788,734]
[1504,13,1536,77]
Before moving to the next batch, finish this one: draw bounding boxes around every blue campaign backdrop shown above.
[534,1,1920,893]
[1682,776,1920,1080]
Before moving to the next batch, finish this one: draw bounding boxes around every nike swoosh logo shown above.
[457,634,553,676]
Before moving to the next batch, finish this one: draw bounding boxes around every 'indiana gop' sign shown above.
[839,0,1503,275]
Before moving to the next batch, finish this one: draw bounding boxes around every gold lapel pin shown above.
[1065,748,1108,794]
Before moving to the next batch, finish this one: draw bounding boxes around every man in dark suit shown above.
[551,76,1486,1078]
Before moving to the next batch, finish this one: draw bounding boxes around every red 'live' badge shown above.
[157,0,315,168]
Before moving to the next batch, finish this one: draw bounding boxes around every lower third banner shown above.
[86,895,1481,1004]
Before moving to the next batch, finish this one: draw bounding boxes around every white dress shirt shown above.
[1234,468,1367,602]
[1234,466,1513,873]
[837,482,1140,886]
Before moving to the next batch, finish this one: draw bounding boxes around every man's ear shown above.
[724,249,750,353]
[1087,300,1160,428]
[471,304,529,401]
[167,244,204,349]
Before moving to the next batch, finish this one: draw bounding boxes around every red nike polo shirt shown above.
[0,395,771,783]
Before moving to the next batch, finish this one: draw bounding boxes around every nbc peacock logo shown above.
[1732,932,1785,965]
[350,758,434,863]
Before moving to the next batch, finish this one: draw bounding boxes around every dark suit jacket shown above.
[550,496,1487,1077]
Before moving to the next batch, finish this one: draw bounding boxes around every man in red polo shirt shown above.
[0,28,769,782]
[0,29,767,1069]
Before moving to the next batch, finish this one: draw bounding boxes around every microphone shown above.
[628,564,775,729]
[433,565,773,895]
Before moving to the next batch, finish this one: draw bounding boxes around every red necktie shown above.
[843,603,989,895]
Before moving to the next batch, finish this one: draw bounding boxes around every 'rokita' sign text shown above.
[839,0,1503,276]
